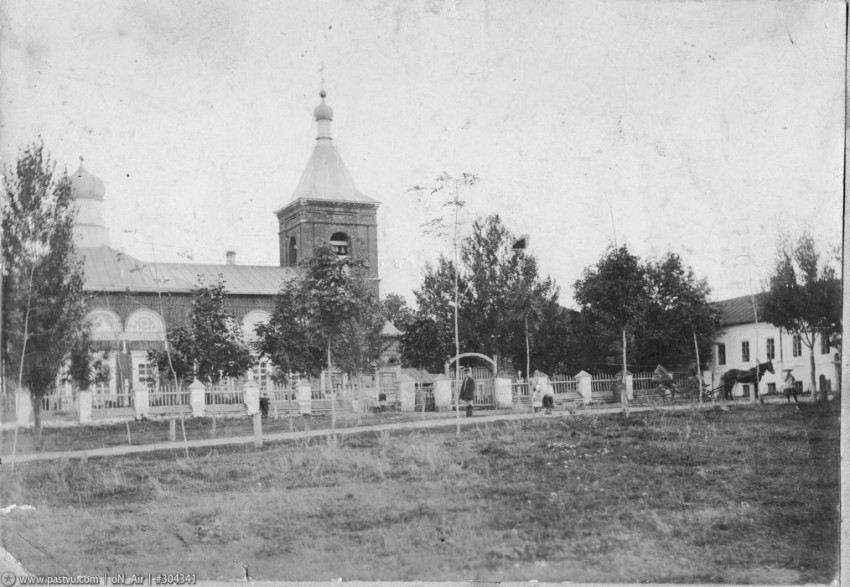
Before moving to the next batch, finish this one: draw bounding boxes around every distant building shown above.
[710,295,839,398]
[73,92,398,397]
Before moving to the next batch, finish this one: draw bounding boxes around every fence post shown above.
[398,374,416,412]
[625,372,634,401]
[432,375,452,412]
[16,388,33,428]
[494,375,513,409]
[134,386,150,419]
[253,412,263,448]
[78,389,92,424]
[189,378,206,418]
[243,380,260,415]
[297,379,312,415]
[576,371,592,404]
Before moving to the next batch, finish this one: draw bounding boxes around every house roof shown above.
[79,246,296,295]
[401,368,439,385]
[381,320,402,337]
[715,294,764,326]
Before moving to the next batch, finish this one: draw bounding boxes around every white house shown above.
[709,295,840,399]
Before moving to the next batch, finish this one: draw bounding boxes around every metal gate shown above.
[451,377,495,409]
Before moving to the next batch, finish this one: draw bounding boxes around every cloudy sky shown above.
[1,0,844,307]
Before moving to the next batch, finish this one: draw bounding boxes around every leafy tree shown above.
[2,141,90,449]
[255,278,324,378]
[400,316,452,374]
[466,215,559,374]
[382,292,415,333]
[638,253,720,370]
[406,256,472,369]
[761,232,841,401]
[149,276,254,384]
[258,244,384,432]
[574,245,649,416]
[65,328,112,392]
[407,215,561,376]
[330,263,385,379]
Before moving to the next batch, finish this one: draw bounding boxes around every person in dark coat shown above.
[459,368,476,417]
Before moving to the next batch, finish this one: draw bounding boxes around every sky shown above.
[0,0,844,308]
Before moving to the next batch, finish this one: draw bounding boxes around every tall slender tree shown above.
[2,141,90,449]
[411,172,479,433]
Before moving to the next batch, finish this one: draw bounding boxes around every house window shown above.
[820,334,830,355]
[767,383,776,395]
[742,341,750,363]
[742,384,750,397]
[766,338,775,360]
[329,232,350,256]
[792,334,802,357]
[717,344,726,366]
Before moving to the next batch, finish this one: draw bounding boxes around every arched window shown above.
[86,309,123,341]
[288,237,297,267]
[125,309,166,342]
[329,232,350,257]
[241,310,271,343]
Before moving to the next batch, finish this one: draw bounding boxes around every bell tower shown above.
[275,91,379,283]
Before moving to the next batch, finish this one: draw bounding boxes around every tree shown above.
[382,293,415,333]
[639,253,720,370]
[411,172,479,433]
[574,245,650,416]
[2,141,90,449]
[760,232,841,401]
[405,256,472,371]
[400,316,451,374]
[65,328,111,393]
[463,215,560,370]
[258,244,384,433]
[149,276,254,385]
[255,278,325,378]
[406,214,562,376]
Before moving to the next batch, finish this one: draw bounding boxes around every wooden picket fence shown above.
[148,383,191,416]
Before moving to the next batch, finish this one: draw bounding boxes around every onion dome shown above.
[70,158,105,202]
[313,90,334,121]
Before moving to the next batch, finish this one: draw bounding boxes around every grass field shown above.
[0,409,447,456]
[0,401,839,583]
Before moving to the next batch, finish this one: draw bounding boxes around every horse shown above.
[720,360,774,401]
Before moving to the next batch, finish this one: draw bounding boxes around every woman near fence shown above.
[533,370,555,415]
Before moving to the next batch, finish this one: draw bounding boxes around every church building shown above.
[74,92,396,397]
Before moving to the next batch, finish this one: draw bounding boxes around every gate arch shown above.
[444,353,497,378]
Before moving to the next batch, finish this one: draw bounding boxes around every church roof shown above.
[79,246,296,295]
[284,93,377,207]
[289,142,377,205]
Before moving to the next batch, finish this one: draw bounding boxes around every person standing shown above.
[460,367,476,417]
[534,370,555,415]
